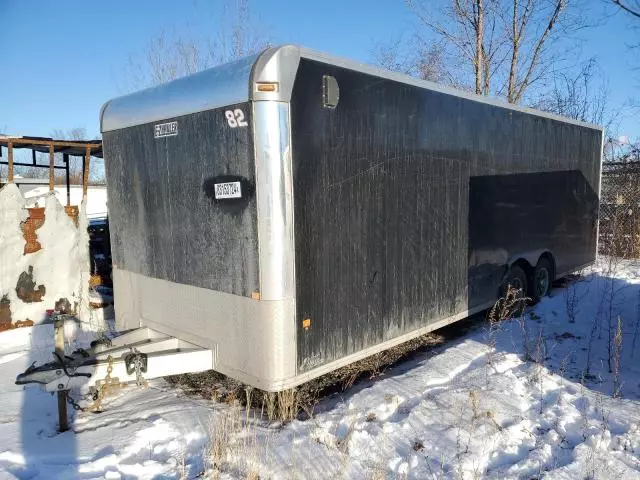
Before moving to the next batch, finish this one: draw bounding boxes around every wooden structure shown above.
[1,136,103,252]
[0,136,103,202]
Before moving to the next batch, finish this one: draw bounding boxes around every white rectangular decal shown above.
[154,121,178,138]
[214,181,242,199]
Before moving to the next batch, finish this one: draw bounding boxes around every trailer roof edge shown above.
[100,53,259,133]
[251,45,600,132]
[101,44,604,133]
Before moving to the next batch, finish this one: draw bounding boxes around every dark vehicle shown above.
[100,45,603,391]
[88,217,112,283]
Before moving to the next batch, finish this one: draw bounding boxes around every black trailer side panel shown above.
[290,59,601,372]
[103,103,259,298]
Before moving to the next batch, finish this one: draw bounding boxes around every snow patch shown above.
[0,184,102,331]
[0,260,639,478]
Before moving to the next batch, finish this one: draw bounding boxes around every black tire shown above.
[498,265,529,318]
[530,257,553,303]
[502,265,528,297]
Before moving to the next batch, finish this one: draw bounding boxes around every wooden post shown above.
[63,154,71,206]
[7,142,14,183]
[49,144,55,192]
[83,147,91,199]
[54,317,69,433]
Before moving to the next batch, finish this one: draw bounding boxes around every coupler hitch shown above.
[15,327,214,393]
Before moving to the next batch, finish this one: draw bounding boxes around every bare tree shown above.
[122,0,270,90]
[603,136,640,162]
[608,0,640,109]
[503,0,575,103]
[373,38,412,75]
[406,0,507,94]
[534,58,611,125]
[617,140,640,161]
[405,0,587,103]
[372,36,448,83]
[414,41,449,83]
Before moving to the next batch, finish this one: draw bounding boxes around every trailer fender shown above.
[507,249,556,280]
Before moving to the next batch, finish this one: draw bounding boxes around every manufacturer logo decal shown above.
[154,121,178,138]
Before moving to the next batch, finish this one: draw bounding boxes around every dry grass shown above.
[208,410,240,473]
[612,316,623,398]
[203,402,274,479]
[485,285,529,367]
[488,286,528,325]
[166,332,445,423]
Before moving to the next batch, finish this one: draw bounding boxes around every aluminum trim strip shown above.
[595,132,605,262]
[252,101,296,301]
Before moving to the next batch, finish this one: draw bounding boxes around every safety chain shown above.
[66,391,87,412]
[62,352,148,414]
[65,387,99,412]
[63,355,118,413]
[91,355,117,412]
[131,348,148,388]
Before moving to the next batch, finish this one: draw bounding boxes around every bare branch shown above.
[386,0,593,106]
[371,36,448,83]
[513,0,567,103]
[612,0,640,18]
[534,57,613,129]
[408,0,502,93]
[120,0,270,90]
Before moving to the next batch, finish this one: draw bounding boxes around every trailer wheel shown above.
[501,265,528,298]
[530,257,553,303]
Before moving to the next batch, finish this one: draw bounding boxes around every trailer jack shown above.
[15,328,215,393]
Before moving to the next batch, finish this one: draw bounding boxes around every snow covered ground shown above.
[0,259,639,479]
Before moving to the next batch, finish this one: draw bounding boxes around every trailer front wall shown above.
[290,59,601,372]
[103,103,259,299]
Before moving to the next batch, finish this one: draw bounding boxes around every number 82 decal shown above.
[225,109,248,128]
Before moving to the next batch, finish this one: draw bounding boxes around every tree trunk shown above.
[475,0,485,95]
[482,46,490,95]
[508,0,520,103]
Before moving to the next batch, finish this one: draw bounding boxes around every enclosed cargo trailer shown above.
[98,45,602,392]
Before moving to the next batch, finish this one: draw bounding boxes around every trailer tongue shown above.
[15,327,214,393]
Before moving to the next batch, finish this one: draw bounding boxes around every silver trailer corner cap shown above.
[251,45,301,103]
[100,53,259,133]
